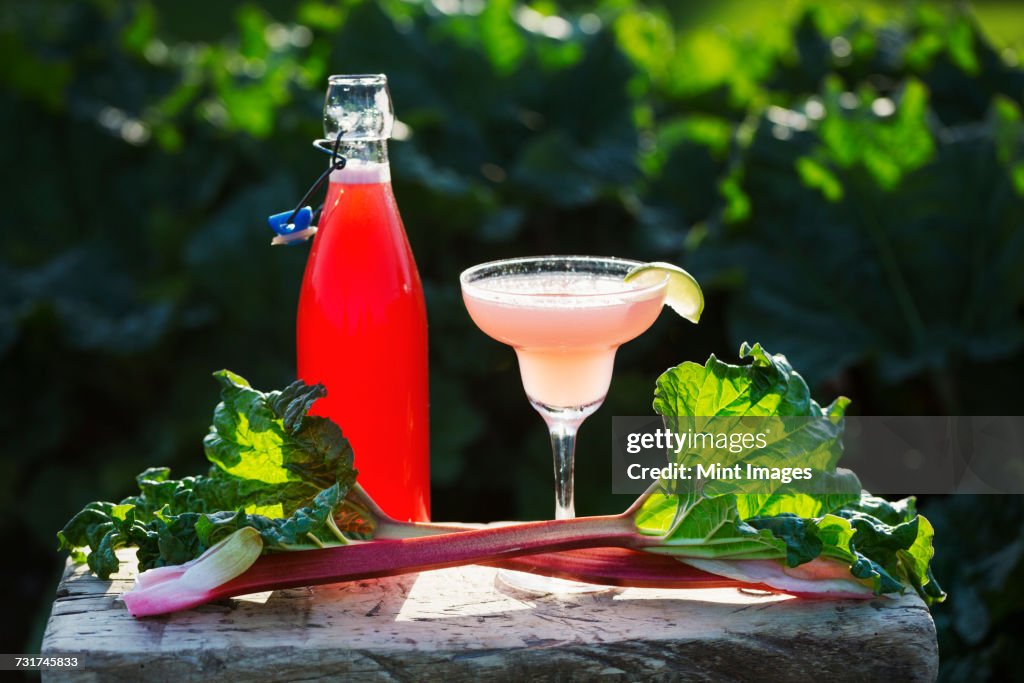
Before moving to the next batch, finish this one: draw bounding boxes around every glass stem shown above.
[532,399,602,522]
[548,419,581,520]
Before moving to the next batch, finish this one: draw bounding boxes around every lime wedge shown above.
[624,262,704,323]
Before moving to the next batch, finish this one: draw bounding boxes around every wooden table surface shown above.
[41,548,939,682]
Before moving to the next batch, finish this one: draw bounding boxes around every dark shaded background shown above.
[3,1,1023,680]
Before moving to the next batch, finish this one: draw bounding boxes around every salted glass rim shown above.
[327,74,387,84]
[459,255,669,299]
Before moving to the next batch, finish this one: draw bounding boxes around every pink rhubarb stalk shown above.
[143,516,782,616]
[680,558,877,599]
[213,513,642,600]
[123,488,874,617]
[123,527,263,617]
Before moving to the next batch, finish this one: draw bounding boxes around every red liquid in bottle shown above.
[297,164,430,522]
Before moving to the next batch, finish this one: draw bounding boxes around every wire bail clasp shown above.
[266,130,348,246]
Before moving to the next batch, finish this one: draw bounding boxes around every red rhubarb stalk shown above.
[214,513,642,600]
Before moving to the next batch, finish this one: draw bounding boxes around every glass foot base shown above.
[496,569,614,596]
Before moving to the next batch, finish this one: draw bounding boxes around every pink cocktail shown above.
[463,270,666,409]
[461,256,668,593]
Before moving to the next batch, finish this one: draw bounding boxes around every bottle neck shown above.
[330,140,391,184]
[338,139,389,164]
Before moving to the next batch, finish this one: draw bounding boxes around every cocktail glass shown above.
[460,256,668,593]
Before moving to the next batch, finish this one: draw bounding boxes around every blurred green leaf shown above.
[795,155,844,201]
[479,0,525,76]
[818,78,935,190]
[697,107,1024,387]
[120,1,156,54]
[0,32,72,110]
[614,7,674,84]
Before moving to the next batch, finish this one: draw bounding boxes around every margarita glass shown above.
[460,256,669,592]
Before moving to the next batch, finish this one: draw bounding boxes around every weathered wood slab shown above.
[42,549,938,682]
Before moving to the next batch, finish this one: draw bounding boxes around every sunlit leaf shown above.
[795,156,844,201]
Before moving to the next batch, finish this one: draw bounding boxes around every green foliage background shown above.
[2,0,1023,678]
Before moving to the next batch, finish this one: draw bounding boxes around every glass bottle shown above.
[296,74,430,522]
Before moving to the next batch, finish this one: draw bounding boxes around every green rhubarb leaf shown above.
[840,492,917,525]
[190,484,345,553]
[59,372,358,577]
[835,505,944,603]
[736,469,862,519]
[743,501,946,603]
[741,514,823,567]
[204,370,288,482]
[125,467,319,520]
[58,501,154,579]
[130,485,349,572]
[639,491,789,561]
[203,370,356,492]
[638,344,943,603]
[638,344,853,544]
